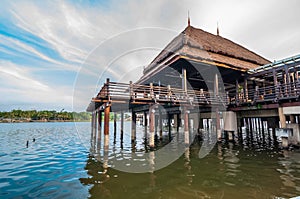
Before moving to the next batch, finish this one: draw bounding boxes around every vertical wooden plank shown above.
[104,105,110,135]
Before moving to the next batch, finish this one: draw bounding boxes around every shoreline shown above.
[0,120,90,123]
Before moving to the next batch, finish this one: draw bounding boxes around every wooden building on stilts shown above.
[87,18,300,149]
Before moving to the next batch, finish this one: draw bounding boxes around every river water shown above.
[1,122,300,198]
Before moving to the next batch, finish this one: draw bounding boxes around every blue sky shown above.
[0,0,299,111]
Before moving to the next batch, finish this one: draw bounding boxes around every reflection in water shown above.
[81,123,300,199]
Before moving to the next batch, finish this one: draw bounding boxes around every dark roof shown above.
[143,26,270,74]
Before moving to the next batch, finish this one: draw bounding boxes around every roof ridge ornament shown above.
[217,22,220,36]
[188,11,190,27]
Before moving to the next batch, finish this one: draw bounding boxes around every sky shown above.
[0,0,299,112]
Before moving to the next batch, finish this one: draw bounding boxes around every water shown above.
[1,122,300,198]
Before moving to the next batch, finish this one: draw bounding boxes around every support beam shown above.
[184,107,189,145]
[159,110,163,140]
[278,107,286,128]
[131,111,136,142]
[91,112,95,145]
[168,114,172,140]
[104,105,110,135]
[149,106,155,148]
[93,111,97,144]
[113,112,117,143]
[182,68,187,93]
[97,111,102,143]
[144,111,148,139]
[120,112,124,141]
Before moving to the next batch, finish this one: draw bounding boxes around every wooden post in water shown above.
[104,105,110,135]
[113,112,117,143]
[184,107,189,145]
[290,115,296,123]
[93,111,97,144]
[149,106,155,149]
[249,118,253,142]
[91,112,95,146]
[278,107,286,128]
[120,112,124,141]
[144,111,148,139]
[168,114,172,140]
[97,110,102,143]
[131,111,136,142]
[159,110,163,140]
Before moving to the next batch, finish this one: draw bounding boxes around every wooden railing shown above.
[95,81,228,106]
[229,81,300,105]
[95,80,300,107]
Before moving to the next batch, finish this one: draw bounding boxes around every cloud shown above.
[0,0,299,111]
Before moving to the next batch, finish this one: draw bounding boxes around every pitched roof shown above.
[143,25,270,74]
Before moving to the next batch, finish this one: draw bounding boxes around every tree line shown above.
[0,110,91,122]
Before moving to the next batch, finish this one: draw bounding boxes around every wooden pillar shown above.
[198,112,203,131]
[91,112,95,144]
[244,77,248,102]
[159,110,163,139]
[177,114,181,132]
[184,107,189,144]
[182,68,187,93]
[236,80,239,105]
[97,111,102,143]
[144,111,148,139]
[278,107,286,128]
[216,108,221,141]
[131,111,136,142]
[113,112,117,143]
[93,111,97,144]
[149,106,155,148]
[261,118,265,142]
[120,112,124,141]
[285,65,291,95]
[168,114,172,140]
[104,106,110,135]
[144,112,148,126]
[290,115,296,123]
[206,118,210,129]
[173,113,178,129]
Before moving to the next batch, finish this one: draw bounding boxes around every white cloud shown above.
[0,0,299,111]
